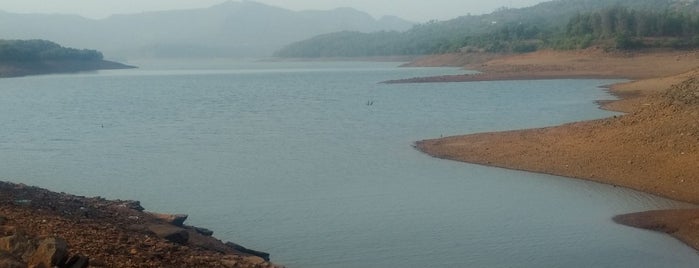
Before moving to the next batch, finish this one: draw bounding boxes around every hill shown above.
[0,39,134,77]
[0,1,414,60]
[275,0,699,58]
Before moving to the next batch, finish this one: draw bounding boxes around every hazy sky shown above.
[0,0,546,22]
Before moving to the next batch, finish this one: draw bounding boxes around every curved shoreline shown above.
[408,50,699,251]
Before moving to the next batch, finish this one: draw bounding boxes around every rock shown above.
[225,242,270,261]
[126,224,148,233]
[117,200,145,211]
[150,213,188,227]
[184,230,229,253]
[193,227,214,236]
[243,255,266,265]
[0,251,24,268]
[0,225,17,236]
[28,237,68,268]
[220,259,238,268]
[0,232,35,259]
[147,224,189,245]
[64,255,89,268]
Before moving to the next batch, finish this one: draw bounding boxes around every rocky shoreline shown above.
[408,49,699,251]
[0,181,281,268]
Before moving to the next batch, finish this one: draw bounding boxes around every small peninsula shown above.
[0,39,134,78]
[408,48,699,251]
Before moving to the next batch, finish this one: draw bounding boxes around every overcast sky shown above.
[0,0,547,22]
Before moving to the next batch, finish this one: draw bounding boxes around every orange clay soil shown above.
[412,49,699,251]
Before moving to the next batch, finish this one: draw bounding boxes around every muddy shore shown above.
[409,49,699,251]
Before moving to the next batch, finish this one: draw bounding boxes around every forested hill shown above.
[0,39,133,77]
[0,39,103,61]
[275,0,699,58]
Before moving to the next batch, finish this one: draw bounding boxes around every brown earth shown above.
[387,49,699,83]
[0,181,282,268]
[410,49,699,251]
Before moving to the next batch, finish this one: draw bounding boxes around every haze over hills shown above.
[276,0,699,58]
[0,1,414,60]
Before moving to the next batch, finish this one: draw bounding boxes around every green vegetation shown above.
[0,39,103,61]
[275,0,699,58]
[0,39,133,78]
[560,7,699,49]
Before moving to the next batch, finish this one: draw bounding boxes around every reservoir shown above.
[0,61,696,267]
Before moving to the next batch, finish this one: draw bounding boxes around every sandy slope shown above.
[411,49,699,251]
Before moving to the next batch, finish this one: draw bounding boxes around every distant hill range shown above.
[276,0,699,58]
[0,1,414,60]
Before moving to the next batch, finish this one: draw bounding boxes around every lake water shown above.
[1,61,697,267]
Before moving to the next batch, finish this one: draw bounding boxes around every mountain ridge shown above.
[0,1,414,60]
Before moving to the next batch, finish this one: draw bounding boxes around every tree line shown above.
[0,39,103,61]
[560,7,699,49]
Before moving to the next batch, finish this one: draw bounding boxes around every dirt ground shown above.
[411,49,699,251]
[389,48,699,83]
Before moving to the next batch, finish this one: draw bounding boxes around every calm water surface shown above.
[0,61,697,267]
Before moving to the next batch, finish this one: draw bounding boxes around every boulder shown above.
[117,200,145,211]
[0,251,24,268]
[147,224,189,245]
[225,242,270,261]
[243,256,267,266]
[28,237,68,268]
[65,254,90,268]
[149,213,188,227]
[0,232,35,259]
[184,230,228,253]
[193,227,214,236]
